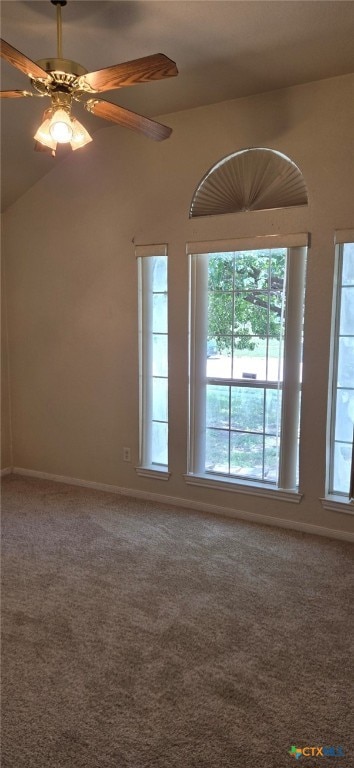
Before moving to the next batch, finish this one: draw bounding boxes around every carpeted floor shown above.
[1,475,353,768]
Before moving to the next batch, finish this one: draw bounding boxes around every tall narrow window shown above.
[328,236,354,499]
[137,245,169,477]
[188,235,307,497]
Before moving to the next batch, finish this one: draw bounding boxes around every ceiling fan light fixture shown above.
[49,107,73,143]
[70,117,92,150]
[1,1,177,150]
[34,110,91,153]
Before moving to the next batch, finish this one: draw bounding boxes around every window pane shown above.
[235,252,270,290]
[232,337,267,380]
[206,341,232,378]
[328,243,354,496]
[264,436,280,482]
[207,337,220,358]
[333,441,352,494]
[151,421,168,465]
[152,257,167,292]
[152,335,168,376]
[153,293,167,333]
[234,292,269,336]
[269,292,284,339]
[152,377,168,422]
[208,253,234,291]
[231,387,264,432]
[206,429,229,472]
[267,338,284,382]
[231,339,284,381]
[342,243,354,285]
[334,389,354,443]
[270,252,286,289]
[191,244,302,488]
[265,388,282,435]
[206,385,230,428]
[230,432,264,479]
[337,337,354,387]
[139,251,168,472]
[339,287,354,335]
[208,292,233,338]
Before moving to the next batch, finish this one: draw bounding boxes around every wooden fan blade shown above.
[0,89,35,98]
[85,99,172,141]
[0,38,48,80]
[81,53,178,93]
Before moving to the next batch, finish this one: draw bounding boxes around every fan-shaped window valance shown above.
[189,148,308,219]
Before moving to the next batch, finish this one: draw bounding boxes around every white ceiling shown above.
[1,0,354,211]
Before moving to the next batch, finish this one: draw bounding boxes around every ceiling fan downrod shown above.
[51,0,67,59]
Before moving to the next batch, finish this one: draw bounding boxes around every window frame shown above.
[322,230,354,513]
[186,234,308,502]
[136,244,170,480]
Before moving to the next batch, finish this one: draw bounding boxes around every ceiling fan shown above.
[0,0,178,155]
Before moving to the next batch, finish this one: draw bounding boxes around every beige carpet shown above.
[1,475,353,768]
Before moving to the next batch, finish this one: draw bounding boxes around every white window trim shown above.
[184,473,302,503]
[136,466,171,481]
[187,233,308,255]
[334,229,354,245]
[187,233,308,500]
[323,228,354,509]
[136,244,170,479]
[320,496,354,515]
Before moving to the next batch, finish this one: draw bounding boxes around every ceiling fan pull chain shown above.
[51,0,67,59]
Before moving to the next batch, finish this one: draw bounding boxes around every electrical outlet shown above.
[123,447,131,462]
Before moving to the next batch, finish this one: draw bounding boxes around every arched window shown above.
[189,148,308,218]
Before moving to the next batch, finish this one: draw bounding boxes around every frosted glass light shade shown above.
[190,148,308,218]
[49,109,73,143]
[33,118,57,150]
[70,118,92,150]
[34,110,92,153]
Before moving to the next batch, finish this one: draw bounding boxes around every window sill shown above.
[135,466,171,481]
[320,496,354,515]
[184,473,302,503]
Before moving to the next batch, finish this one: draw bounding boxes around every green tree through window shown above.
[208,250,286,353]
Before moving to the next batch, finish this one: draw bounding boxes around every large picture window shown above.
[188,235,307,496]
[137,245,169,476]
[328,236,354,499]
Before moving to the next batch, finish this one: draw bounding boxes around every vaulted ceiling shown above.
[1,0,354,211]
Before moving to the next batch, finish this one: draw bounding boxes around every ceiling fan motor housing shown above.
[35,59,87,78]
[31,59,88,97]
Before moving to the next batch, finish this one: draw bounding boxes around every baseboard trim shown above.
[119,487,354,542]
[12,466,354,543]
[0,466,12,477]
[12,467,124,496]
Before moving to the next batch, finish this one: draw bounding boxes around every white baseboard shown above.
[12,467,124,495]
[117,486,354,543]
[11,466,354,543]
[0,466,12,477]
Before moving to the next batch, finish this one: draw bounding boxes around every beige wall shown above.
[2,73,354,534]
[1,223,12,470]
